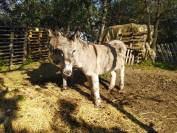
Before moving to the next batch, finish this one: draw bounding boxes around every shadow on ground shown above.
[25,63,62,87]
[26,63,87,89]
[25,63,158,132]
[52,99,126,133]
[0,88,19,133]
[71,85,157,133]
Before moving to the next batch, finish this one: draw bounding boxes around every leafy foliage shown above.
[0,0,176,42]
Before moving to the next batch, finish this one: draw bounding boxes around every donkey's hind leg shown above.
[119,65,125,92]
[91,74,101,107]
[108,71,117,93]
[86,76,94,97]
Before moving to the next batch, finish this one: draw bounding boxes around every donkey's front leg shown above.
[91,74,101,107]
[62,76,68,90]
[108,71,116,93]
[86,76,94,96]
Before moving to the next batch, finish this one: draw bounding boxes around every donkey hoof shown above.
[119,89,125,94]
[94,99,101,108]
[108,89,112,94]
[62,86,68,91]
[108,86,114,93]
[119,84,124,90]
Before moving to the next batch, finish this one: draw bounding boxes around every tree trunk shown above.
[151,0,161,52]
[144,0,151,45]
[143,0,161,62]
[152,19,160,51]
[98,0,109,44]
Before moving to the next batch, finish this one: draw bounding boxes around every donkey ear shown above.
[57,31,63,37]
[48,29,53,37]
[69,30,80,41]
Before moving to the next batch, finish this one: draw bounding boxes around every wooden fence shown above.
[0,26,49,70]
[28,28,49,61]
[0,26,27,69]
[120,32,147,65]
[0,25,176,70]
[156,42,177,64]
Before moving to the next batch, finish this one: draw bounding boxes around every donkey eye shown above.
[61,53,64,57]
[72,50,76,54]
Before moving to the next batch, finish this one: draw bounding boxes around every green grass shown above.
[100,72,111,79]
[0,58,36,72]
[17,95,25,101]
[130,60,177,71]
[18,58,34,69]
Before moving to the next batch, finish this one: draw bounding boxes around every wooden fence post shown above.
[23,31,28,63]
[9,31,14,70]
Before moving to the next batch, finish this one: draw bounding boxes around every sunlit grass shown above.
[128,60,177,71]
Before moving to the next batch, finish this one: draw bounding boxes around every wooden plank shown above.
[13,55,24,58]
[13,51,24,54]
[13,48,24,51]
[127,49,131,65]
[0,42,10,45]
[13,41,26,44]
[128,50,133,65]
[9,32,14,70]
[29,45,40,48]
[131,53,135,65]
[0,53,10,56]
[22,32,27,63]
[0,55,10,58]
[125,49,130,64]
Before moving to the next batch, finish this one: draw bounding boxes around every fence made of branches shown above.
[156,42,177,64]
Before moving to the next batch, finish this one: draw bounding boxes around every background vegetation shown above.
[0,0,177,47]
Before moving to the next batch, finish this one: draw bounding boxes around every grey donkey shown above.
[48,30,127,107]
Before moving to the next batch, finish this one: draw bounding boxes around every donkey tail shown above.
[108,40,127,57]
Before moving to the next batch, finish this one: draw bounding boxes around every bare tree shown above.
[98,0,111,44]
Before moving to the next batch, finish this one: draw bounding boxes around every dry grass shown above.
[0,62,177,133]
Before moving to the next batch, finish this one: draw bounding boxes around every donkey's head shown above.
[49,29,81,77]
[60,31,82,77]
[48,29,67,68]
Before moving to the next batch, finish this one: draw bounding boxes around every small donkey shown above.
[48,30,68,89]
[48,30,127,107]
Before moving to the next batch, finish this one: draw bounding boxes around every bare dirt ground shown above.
[0,62,177,133]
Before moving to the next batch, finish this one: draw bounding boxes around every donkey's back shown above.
[90,40,126,75]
